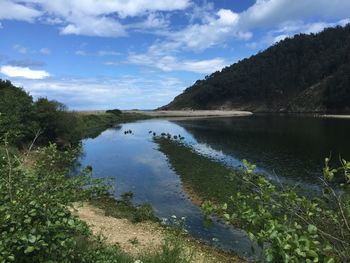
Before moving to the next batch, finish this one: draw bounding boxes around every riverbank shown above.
[73,203,243,263]
[123,110,253,118]
[77,111,150,139]
[317,114,350,119]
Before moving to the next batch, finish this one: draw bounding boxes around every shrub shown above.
[0,141,108,262]
[202,159,350,262]
[106,109,122,116]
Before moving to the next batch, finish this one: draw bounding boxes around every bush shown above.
[0,80,38,145]
[0,141,109,262]
[106,109,122,116]
[203,159,350,262]
[34,98,83,146]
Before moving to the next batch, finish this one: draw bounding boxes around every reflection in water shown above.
[80,115,350,258]
[175,115,350,185]
[80,120,256,258]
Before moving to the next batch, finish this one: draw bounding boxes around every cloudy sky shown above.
[0,0,349,110]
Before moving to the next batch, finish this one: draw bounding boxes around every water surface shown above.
[80,115,350,257]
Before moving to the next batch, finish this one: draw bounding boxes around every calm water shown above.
[80,114,350,258]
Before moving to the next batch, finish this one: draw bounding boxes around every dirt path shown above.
[73,203,244,263]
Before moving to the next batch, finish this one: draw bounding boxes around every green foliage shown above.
[203,159,350,262]
[34,98,83,146]
[106,109,122,115]
[0,140,110,262]
[0,80,84,147]
[156,137,350,262]
[163,24,350,112]
[0,80,37,145]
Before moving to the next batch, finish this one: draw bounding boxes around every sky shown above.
[0,0,350,110]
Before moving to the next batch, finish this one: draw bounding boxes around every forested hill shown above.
[162,24,350,113]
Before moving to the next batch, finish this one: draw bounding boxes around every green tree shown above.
[0,80,37,145]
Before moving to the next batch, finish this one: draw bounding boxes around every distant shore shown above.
[317,114,350,119]
[123,110,253,118]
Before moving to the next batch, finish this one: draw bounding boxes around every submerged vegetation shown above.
[156,137,350,262]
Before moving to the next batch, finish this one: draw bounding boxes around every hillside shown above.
[162,24,350,113]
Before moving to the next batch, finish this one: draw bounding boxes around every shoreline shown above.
[317,114,350,119]
[123,110,253,118]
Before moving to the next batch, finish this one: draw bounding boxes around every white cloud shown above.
[217,9,239,26]
[0,65,50,79]
[60,16,126,37]
[13,44,28,54]
[126,13,170,30]
[39,47,51,55]
[265,18,350,45]
[31,0,190,18]
[10,0,190,37]
[128,51,228,74]
[75,50,120,56]
[239,0,350,30]
[0,0,41,22]
[97,50,120,56]
[164,8,248,52]
[11,76,186,109]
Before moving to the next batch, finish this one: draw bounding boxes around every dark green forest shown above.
[163,24,350,112]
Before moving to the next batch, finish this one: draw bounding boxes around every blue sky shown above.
[0,0,349,110]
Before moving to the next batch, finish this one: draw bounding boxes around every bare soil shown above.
[73,203,244,263]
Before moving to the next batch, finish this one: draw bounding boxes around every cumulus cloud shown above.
[31,0,190,18]
[60,16,126,37]
[4,0,190,37]
[0,65,50,79]
[0,0,41,22]
[163,8,248,52]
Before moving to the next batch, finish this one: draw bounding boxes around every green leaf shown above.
[307,224,317,234]
[28,234,36,243]
[324,257,335,263]
[24,246,35,254]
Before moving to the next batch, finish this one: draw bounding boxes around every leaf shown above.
[28,234,36,243]
[223,213,230,221]
[307,224,317,234]
[24,246,35,254]
[324,257,335,263]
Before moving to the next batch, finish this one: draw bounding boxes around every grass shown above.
[90,191,158,223]
[75,235,193,263]
[155,137,242,203]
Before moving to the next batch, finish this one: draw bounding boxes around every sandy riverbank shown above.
[317,114,350,119]
[123,110,253,118]
[73,203,243,263]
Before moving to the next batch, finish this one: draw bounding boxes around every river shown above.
[80,114,350,258]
